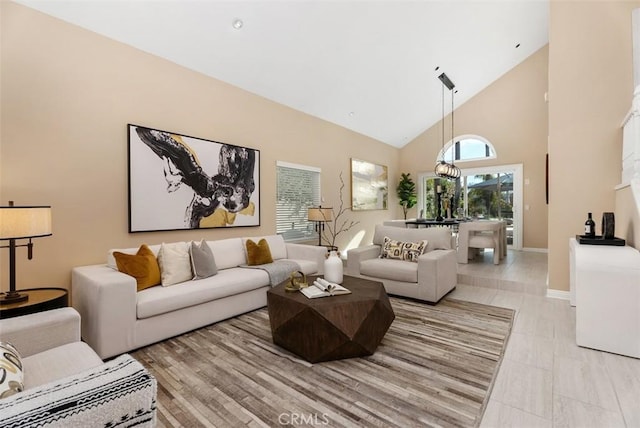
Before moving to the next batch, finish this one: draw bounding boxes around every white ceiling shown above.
[16,0,549,148]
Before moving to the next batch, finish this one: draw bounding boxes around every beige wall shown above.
[548,1,638,292]
[0,2,399,291]
[8,1,634,295]
[400,45,549,250]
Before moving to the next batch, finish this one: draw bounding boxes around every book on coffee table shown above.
[300,278,351,299]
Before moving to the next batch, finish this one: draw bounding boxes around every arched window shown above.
[437,135,496,163]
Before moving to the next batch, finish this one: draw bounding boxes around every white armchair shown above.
[0,308,157,427]
[347,225,458,303]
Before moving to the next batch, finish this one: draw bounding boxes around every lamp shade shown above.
[307,207,333,222]
[434,161,450,177]
[434,161,461,180]
[0,206,52,240]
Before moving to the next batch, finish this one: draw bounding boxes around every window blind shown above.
[276,162,321,241]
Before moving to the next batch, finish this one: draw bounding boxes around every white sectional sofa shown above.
[347,225,457,303]
[72,234,326,359]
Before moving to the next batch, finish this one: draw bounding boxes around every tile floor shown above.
[453,250,640,428]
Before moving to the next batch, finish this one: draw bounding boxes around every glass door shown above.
[465,173,514,245]
[422,177,463,220]
[419,164,522,249]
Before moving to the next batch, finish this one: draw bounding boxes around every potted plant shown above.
[396,173,417,220]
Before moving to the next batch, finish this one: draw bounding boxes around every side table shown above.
[572,239,640,358]
[0,288,68,319]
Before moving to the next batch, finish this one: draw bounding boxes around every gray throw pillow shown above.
[190,239,218,279]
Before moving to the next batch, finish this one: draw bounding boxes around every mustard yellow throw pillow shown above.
[246,238,273,266]
[114,244,161,291]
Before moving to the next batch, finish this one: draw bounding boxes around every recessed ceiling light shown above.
[232,19,243,29]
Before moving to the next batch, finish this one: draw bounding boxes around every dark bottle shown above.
[584,212,596,237]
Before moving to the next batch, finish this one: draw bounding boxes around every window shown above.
[276,161,321,241]
[438,135,496,163]
[418,163,524,249]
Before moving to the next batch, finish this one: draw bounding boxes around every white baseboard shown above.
[546,289,570,300]
[522,247,548,253]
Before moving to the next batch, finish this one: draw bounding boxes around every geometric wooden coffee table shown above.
[266,275,395,363]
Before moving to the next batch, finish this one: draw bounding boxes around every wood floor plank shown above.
[133,297,513,427]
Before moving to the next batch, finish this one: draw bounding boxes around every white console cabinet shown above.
[570,238,640,358]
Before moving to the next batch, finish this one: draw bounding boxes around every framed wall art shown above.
[350,158,388,211]
[127,124,260,232]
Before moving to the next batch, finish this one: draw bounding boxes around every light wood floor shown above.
[454,250,640,428]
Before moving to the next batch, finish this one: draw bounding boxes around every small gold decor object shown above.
[286,270,308,292]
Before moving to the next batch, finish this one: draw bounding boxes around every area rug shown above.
[132,297,514,428]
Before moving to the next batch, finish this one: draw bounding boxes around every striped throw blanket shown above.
[0,354,156,428]
[240,259,301,286]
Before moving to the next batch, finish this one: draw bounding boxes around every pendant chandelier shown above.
[434,72,461,180]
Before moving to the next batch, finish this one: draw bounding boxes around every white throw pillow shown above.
[379,236,428,262]
[0,342,24,399]
[157,242,193,286]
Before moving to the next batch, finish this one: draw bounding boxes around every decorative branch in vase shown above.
[320,172,359,252]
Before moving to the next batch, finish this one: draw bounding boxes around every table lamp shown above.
[0,201,52,304]
[307,207,333,246]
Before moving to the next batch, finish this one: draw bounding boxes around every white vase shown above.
[324,250,343,284]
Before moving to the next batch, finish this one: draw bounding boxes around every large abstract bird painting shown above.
[127,125,260,232]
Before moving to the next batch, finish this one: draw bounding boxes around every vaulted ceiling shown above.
[16,0,549,148]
